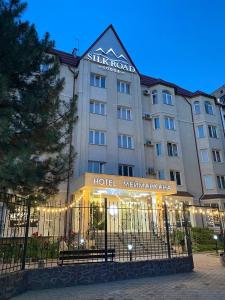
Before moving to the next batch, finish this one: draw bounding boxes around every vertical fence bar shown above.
[21,201,31,270]
[183,204,192,256]
[164,203,171,259]
[104,198,108,262]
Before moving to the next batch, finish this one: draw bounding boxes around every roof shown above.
[202,194,225,200]
[49,48,216,101]
[172,191,193,198]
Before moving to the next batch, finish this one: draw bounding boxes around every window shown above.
[90,73,105,88]
[118,135,134,149]
[155,143,162,156]
[208,125,218,138]
[117,106,132,121]
[197,125,205,138]
[204,175,213,190]
[88,161,105,173]
[212,150,222,162]
[170,170,181,185]
[217,176,225,189]
[194,101,201,114]
[163,91,173,105]
[117,80,130,94]
[89,130,106,145]
[167,142,178,157]
[165,117,175,130]
[158,170,165,180]
[152,90,158,104]
[204,101,213,115]
[118,164,133,177]
[153,117,160,129]
[200,149,209,163]
[90,101,106,115]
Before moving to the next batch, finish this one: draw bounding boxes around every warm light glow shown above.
[108,205,118,216]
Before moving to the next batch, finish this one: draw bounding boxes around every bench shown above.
[58,248,115,265]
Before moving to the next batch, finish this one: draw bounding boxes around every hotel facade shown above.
[49,25,225,229]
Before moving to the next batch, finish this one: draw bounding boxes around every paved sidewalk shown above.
[13,253,225,300]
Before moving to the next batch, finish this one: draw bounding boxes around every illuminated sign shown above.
[92,176,172,192]
[87,47,136,74]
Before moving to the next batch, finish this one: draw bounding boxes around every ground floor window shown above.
[118,164,134,177]
[170,170,181,185]
[88,161,105,173]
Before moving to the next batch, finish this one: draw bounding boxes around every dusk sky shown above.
[24,0,225,94]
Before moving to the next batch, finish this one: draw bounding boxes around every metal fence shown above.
[0,193,192,275]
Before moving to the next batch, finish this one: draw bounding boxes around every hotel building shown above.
[49,25,225,228]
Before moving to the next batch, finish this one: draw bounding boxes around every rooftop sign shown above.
[87,47,136,74]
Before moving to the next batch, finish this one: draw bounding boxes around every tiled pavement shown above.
[13,253,225,300]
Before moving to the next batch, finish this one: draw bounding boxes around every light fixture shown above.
[80,238,85,244]
[128,244,133,251]
[108,205,118,216]
[213,235,218,240]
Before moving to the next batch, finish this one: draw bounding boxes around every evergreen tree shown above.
[0,0,77,201]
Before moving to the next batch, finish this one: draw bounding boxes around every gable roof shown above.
[78,24,139,75]
[49,25,216,102]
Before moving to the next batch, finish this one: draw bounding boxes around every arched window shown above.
[162,90,173,105]
[152,90,158,104]
[204,101,213,115]
[194,101,201,114]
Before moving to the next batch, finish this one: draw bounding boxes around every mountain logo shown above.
[94,47,128,62]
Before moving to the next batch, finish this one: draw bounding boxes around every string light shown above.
[37,194,83,213]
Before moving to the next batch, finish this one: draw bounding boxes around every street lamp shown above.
[213,234,218,254]
[128,244,133,261]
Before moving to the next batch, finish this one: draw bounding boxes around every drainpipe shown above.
[64,65,79,236]
[183,96,205,227]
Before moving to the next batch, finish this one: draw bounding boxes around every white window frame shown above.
[118,135,134,149]
[117,106,132,121]
[167,142,178,157]
[204,175,214,190]
[155,143,163,156]
[118,164,134,177]
[208,125,218,138]
[162,91,173,105]
[89,130,106,145]
[212,150,222,163]
[197,125,205,138]
[194,101,201,114]
[204,101,214,115]
[170,170,182,185]
[158,170,165,180]
[88,161,105,174]
[200,149,209,163]
[153,117,160,129]
[90,100,106,115]
[217,175,225,189]
[152,90,158,104]
[165,117,175,130]
[90,73,105,88]
[117,80,130,94]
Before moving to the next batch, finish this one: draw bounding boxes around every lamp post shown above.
[128,244,133,261]
[213,234,218,254]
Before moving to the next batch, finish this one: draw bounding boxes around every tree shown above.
[0,0,77,202]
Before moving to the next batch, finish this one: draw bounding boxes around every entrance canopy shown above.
[73,173,177,197]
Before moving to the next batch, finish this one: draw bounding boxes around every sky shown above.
[24,0,225,94]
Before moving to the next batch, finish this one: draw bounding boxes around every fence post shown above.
[183,204,192,256]
[164,203,171,259]
[21,201,31,270]
[104,197,108,262]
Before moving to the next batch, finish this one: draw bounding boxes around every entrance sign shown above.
[74,173,177,195]
[87,47,136,74]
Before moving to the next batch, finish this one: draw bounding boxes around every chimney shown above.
[72,48,78,57]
